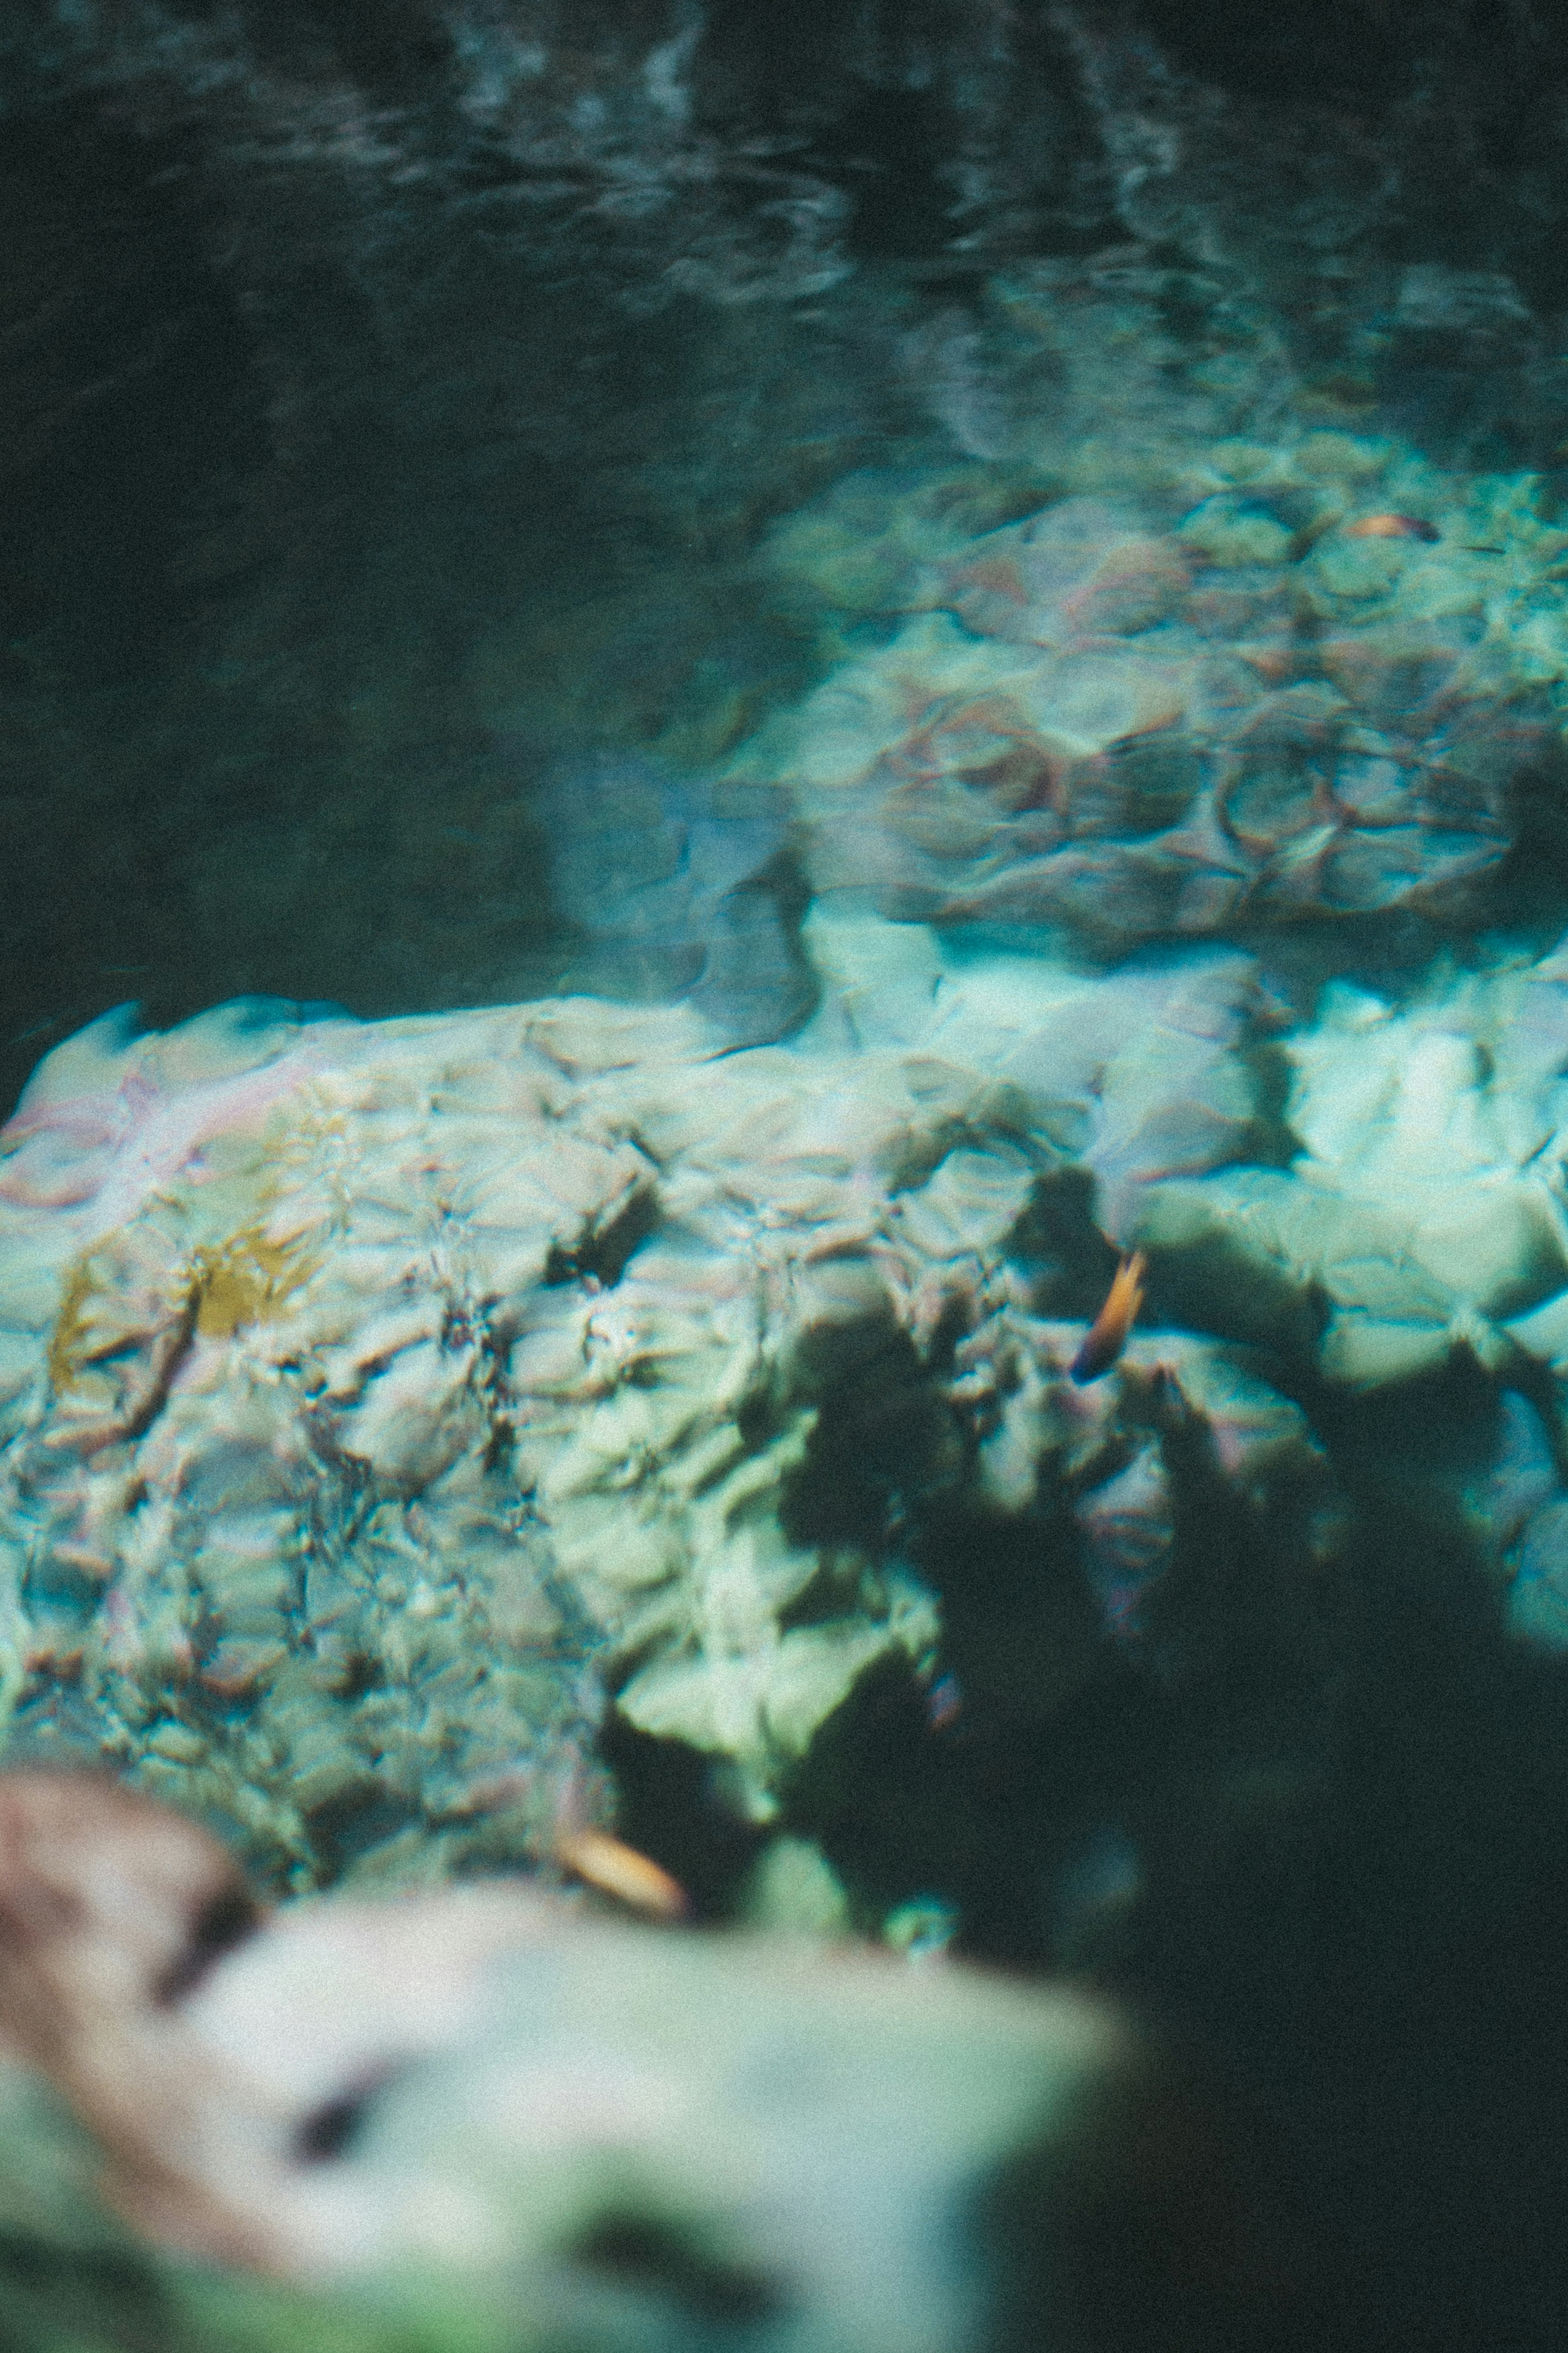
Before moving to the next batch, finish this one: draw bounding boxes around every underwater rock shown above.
[1506,1497,1568,1648]
[37,897,1568,1862]
[737,457,1568,945]
[0,982,1087,1873]
[0,917,1381,1870]
[806,909,1267,1241]
[942,498,1192,645]
[1142,940,1568,1391]
[1435,1389,1568,1646]
[0,1768,1147,2353]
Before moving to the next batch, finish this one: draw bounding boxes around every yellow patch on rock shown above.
[191,1229,316,1338]
[47,1223,315,1401]
[47,1258,110,1397]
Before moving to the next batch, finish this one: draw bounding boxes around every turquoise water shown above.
[4,9,1568,2351]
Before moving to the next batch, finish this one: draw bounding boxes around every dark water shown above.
[4,6,1568,2349]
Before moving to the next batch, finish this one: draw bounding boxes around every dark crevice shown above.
[153,1883,263,2006]
[544,1184,662,1291]
[293,2073,392,2164]
[570,2212,782,2326]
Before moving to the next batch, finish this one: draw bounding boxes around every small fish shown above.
[1343,513,1440,543]
[1070,1249,1147,1383]
[555,1827,690,1921]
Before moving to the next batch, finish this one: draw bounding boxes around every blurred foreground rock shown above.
[0,1768,1185,2353]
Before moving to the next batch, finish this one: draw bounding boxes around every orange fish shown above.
[555,1827,690,1921]
[1343,513,1440,543]
[1070,1250,1147,1383]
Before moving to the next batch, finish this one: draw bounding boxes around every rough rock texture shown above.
[950,1314,1343,1653]
[0,934,1372,1880]
[741,466,1567,943]
[17,900,1568,1907]
[1144,939,1568,1387]
[0,991,1003,1879]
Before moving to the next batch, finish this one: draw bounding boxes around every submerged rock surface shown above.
[0,925,1366,1884]
[16,875,1568,1901]
[14,868,1568,1906]
[739,461,1568,946]
[0,989,990,1882]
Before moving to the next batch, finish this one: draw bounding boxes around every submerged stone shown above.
[0,913,1374,1869]
[20,871,1568,1871]
[0,1768,1156,2353]
[733,436,1568,946]
[540,754,815,1048]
